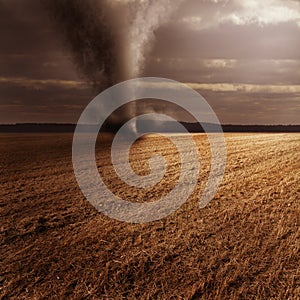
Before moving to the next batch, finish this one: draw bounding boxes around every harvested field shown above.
[1,133,299,299]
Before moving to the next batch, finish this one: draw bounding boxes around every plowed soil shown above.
[1,133,299,299]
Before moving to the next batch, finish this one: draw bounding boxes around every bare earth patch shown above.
[0,133,299,299]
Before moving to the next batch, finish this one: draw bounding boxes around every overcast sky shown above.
[0,0,299,124]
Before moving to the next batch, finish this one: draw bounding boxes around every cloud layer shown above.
[0,0,299,124]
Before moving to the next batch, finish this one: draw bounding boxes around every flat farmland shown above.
[0,133,299,299]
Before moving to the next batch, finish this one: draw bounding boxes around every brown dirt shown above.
[0,133,299,299]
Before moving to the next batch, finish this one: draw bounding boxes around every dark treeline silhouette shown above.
[0,123,76,133]
[0,123,299,133]
[181,122,300,133]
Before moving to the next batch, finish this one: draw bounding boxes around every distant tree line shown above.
[0,122,299,133]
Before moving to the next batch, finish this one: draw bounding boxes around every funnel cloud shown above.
[43,0,183,130]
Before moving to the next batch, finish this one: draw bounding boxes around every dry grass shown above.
[0,133,299,299]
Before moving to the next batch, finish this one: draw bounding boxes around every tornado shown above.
[43,0,183,132]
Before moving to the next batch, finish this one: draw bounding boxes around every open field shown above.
[1,133,299,299]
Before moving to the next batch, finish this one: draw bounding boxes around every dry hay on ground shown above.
[1,133,299,299]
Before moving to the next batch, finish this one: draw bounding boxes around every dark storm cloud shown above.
[0,80,92,123]
[0,0,299,124]
[145,0,300,85]
[0,0,93,123]
[142,0,300,124]
[148,22,300,61]
[201,90,300,125]
[145,58,300,85]
[0,1,64,59]
[0,0,81,80]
